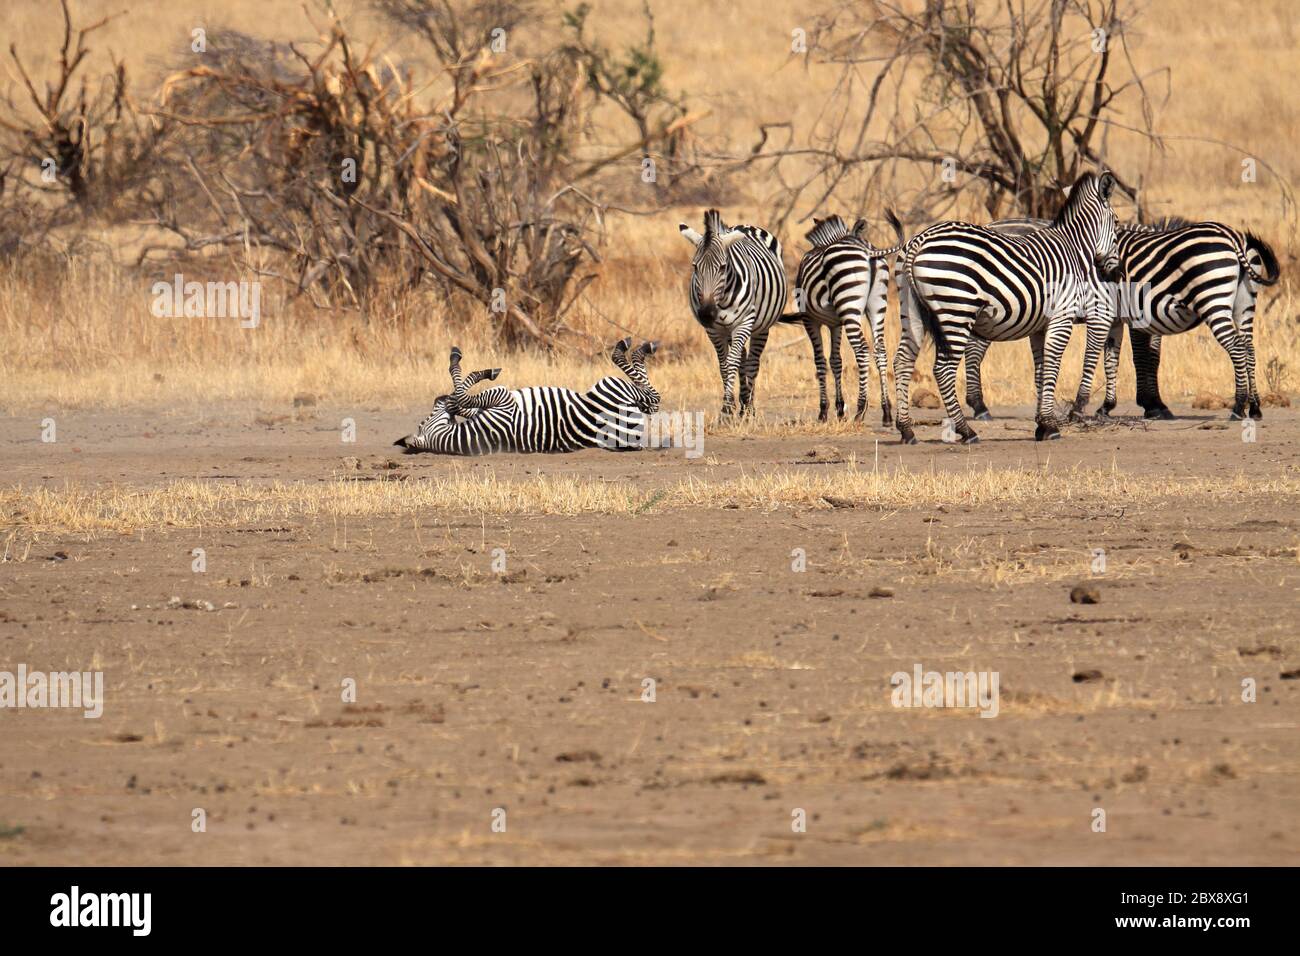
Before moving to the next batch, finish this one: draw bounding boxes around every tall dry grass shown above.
[0,0,1295,415]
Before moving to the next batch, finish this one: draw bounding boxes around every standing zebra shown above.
[962,217,1280,421]
[679,209,789,416]
[890,170,1122,444]
[394,339,660,455]
[783,215,894,424]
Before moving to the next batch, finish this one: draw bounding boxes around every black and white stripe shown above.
[889,170,1122,443]
[963,216,1280,421]
[395,340,661,455]
[782,215,894,424]
[679,209,789,416]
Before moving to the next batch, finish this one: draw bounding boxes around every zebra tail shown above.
[885,209,907,247]
[886,209,950,356]
[905,263,951,357]
[1243,232,1281,286]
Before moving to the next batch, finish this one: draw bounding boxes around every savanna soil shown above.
[1,401,1298,865]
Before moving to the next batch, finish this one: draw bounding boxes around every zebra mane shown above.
[702,209,728,241]
[1127,215,1197,232]
[1051,171,1099,226]
[805,215,852,247]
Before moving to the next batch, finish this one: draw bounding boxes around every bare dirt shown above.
[1,401,1298,865]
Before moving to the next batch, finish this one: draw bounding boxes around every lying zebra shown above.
[395,339,661,455]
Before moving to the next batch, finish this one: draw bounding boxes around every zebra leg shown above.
[1035,320,1072,441]
[1205,311,1251,419]
[964,336,992,420]
[932,326,979,444]
[866,270,892,425]
[828,324,846,419]
[805,321,830,422]
[739,325,770,416]
[710,332,737,416]
[1097,319,1122,418]
[1236,282,1263,419]
[1131,328,1173,419]
[1067,316,1110,423]
[844,317,872,423]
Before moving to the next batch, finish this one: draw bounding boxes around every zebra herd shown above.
[686,169,1278,445]
[396,169,1279,456]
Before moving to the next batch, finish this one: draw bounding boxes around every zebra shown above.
[780,215,894,424]
[679,209,789,416]
[962,217,1280,421]
[889,170,1122,444]
[394,339,660,455]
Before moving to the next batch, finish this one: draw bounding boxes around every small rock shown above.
[868,586,895,598]
[1191,392,1229,410]
[341,457,362,471]
[822,495,856,509]
[1070,584,1100,604]
[1072,669,1105,683]
[913,388,941,409]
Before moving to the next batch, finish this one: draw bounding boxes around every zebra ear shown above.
[679,223,703,247]
[852,218,868,236]
[1098,171,1116,201]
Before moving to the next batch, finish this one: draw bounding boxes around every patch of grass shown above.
[4,464,1298,535]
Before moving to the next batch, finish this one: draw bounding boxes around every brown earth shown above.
[1,402,1298,865]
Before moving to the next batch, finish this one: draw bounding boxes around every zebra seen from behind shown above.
[781,215,894,424]
[394,339,660,455]
[679,209,789,417]
[889,170,1122,444]
[962,216,1280,421]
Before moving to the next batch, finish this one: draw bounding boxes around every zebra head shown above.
[1057,170,1122,282]
[610,337,661,413]
[394,397,451,451]
[681,209,736,324]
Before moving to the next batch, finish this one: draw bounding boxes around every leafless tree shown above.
[760,0,1168,231]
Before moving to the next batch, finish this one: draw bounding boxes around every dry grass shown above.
[4,464,1297,538]
[0,0,1295,414]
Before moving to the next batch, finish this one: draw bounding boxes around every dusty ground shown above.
[1,399,1298,865]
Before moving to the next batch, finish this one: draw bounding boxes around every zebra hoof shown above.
[817,411,829,423]
[1228,410,1245,421]
[1250,404,1264,421]
[899,428,918,445]
[962,433,980,445]
[1143,406,1174,420]
[881,414,893,427]
[972,410,992,422]
[1035,424,1061,442]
